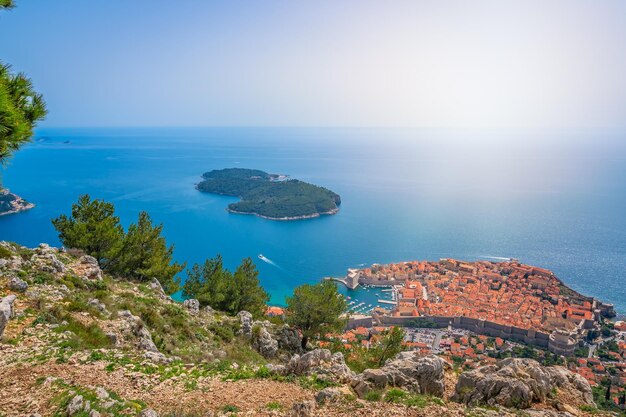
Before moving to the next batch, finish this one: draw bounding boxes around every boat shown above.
[258,254,264,259]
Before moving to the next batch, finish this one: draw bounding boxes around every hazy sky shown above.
[1,0,626,128]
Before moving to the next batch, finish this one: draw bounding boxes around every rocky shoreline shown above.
[0,189,35,216]
[227,207,339,221]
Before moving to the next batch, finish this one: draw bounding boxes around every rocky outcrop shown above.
[139,409,159,417]
[315,387,345,404]
[237,310,254,337]
[0,294,17,339]
[183,298,200,315]
[452,358,594,409]
[33,243,66,274]
[276,325,301,352]
[118,310,158,352]
[236,310,285,358]
[272,348,355,383]
[290,400,315,417]
[149,278,170,301]
[252,325,279,358]
[8,276,28,292]
[77,255,102,280]
[351,352,447,398]
[67,395,84,416]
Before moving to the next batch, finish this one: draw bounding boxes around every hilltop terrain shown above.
[196,168,341,220]
[0,241,616,417]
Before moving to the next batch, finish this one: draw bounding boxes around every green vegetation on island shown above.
[197,168,341,220]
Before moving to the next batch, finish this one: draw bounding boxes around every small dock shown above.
[378,299,397,305]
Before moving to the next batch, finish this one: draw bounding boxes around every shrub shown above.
[364,390,382,402]
[265,402,282,411]
[384,388,407,403]
[221,404,240,413]
[0,245,12,259]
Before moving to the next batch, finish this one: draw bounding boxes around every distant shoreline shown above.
[0,189,35,216]
[228,207,339,221]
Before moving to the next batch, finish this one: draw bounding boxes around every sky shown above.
[1,0,626,128]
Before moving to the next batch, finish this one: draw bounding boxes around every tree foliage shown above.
[376,326,405,366]
[52,195,183,294]
[0,62,47,164]
[182,256,269,318]
[285,280,347,349]
[51,194,124,268]
[0,3,47,169]
[112,211,184,294]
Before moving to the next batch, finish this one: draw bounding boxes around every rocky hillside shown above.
[0,242,614,417]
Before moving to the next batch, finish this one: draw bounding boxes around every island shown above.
[0,188,34,216]
[196,168,341,220]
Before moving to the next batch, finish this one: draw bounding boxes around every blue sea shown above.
[1,127,625,314]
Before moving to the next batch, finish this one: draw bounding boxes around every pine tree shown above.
[0,63,47,165]
[51,194,124,268]
[285,281,347,349]
[230,257,269,317]
[183,256,269,317]
[113,211,184,294]
[376,326,405,366]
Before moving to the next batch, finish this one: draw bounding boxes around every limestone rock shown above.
[149,278,169,300]
[453,358,594,409]
[48,254,66,273]
[352,353,447,398]
[9,276,28,292]
[144,351,178,364]
[252,325,279,358]
[237,310,253,337]
[88,298,108,314]
[140,408,159,417]
[119,310,158,352]
[67,395,84,416]
[78,255,102,280]
[290,401,315,417]
[315,387,344,404]
[0,294,17,339]
[183,298,200,315]
[276,325,301,352]
[282,349,355,383]
[95,387,109,400]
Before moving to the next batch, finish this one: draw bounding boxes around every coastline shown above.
[227,207,339,221]
[0,189,35,216]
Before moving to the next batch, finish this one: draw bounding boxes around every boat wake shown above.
[258,254,280,268]
[481,255,513,261]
